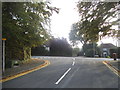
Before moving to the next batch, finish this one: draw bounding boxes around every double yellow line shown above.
[103,61,120,77]
[0,60,50,82]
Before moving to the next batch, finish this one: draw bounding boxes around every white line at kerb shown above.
[72,61,75,66]
[55,68,71,85]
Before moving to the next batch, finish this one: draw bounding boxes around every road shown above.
[3,57,119,88]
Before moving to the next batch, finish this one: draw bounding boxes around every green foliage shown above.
[72,47,80,56]
[69,2,118,44]
[85,49,94,57]
[69,23,86,45]
[2,2,59,61]
[77,51,84,56]
[82,43,100,57]
[2,2,55,47]
[49,38,72,56]
[31,45,49,56]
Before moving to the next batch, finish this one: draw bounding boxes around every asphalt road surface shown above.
[3,57,119,88]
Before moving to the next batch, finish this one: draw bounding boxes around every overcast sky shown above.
[51,0,79,38]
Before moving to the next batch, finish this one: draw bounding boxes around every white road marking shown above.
[72,61,75,66]
[55,68,71,84]
[72,58,75,60]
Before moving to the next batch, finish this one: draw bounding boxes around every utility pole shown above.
[2,38,6,72]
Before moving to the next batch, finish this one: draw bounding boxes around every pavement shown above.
[2,56,119,88]
[1,58,46,80]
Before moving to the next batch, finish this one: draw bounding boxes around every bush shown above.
[5,60,13,68]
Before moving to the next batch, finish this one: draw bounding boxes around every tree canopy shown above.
[2,1,59,60]
[3,2,59,47]
[49,38,72,56]
[69,1,118,45]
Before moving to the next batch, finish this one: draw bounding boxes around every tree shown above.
[69,2,118,56]
[82,43,100,57]
[77,1,118,39]
[49,38,72,56]
[72,47,80,56]
[31,45,49,56]
[2,2,59,61]
[69,23,87,45]
[69,2,118,44]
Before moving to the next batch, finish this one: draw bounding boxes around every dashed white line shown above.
[72,58,75,60]
[72,61,75,66]
[55,68,71,85]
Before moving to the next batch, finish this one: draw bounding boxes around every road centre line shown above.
[55,68,71,85]
[72,61,75,66]
[72,58,75,60]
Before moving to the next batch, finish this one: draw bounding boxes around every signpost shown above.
[2,38,6,72]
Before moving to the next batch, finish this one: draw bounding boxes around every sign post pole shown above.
[2,38,6,72]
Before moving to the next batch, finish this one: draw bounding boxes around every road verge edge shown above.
[0,60,50,82]
[103,61,120,77]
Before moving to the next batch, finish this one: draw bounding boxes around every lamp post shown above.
[2,38,6,72]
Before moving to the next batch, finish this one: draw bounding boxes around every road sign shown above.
[2,38,6,40]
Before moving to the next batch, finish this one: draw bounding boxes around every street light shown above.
[2,38,6,72]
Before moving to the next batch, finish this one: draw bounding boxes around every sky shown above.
[50,0,79,39]
[50,0,118,48]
